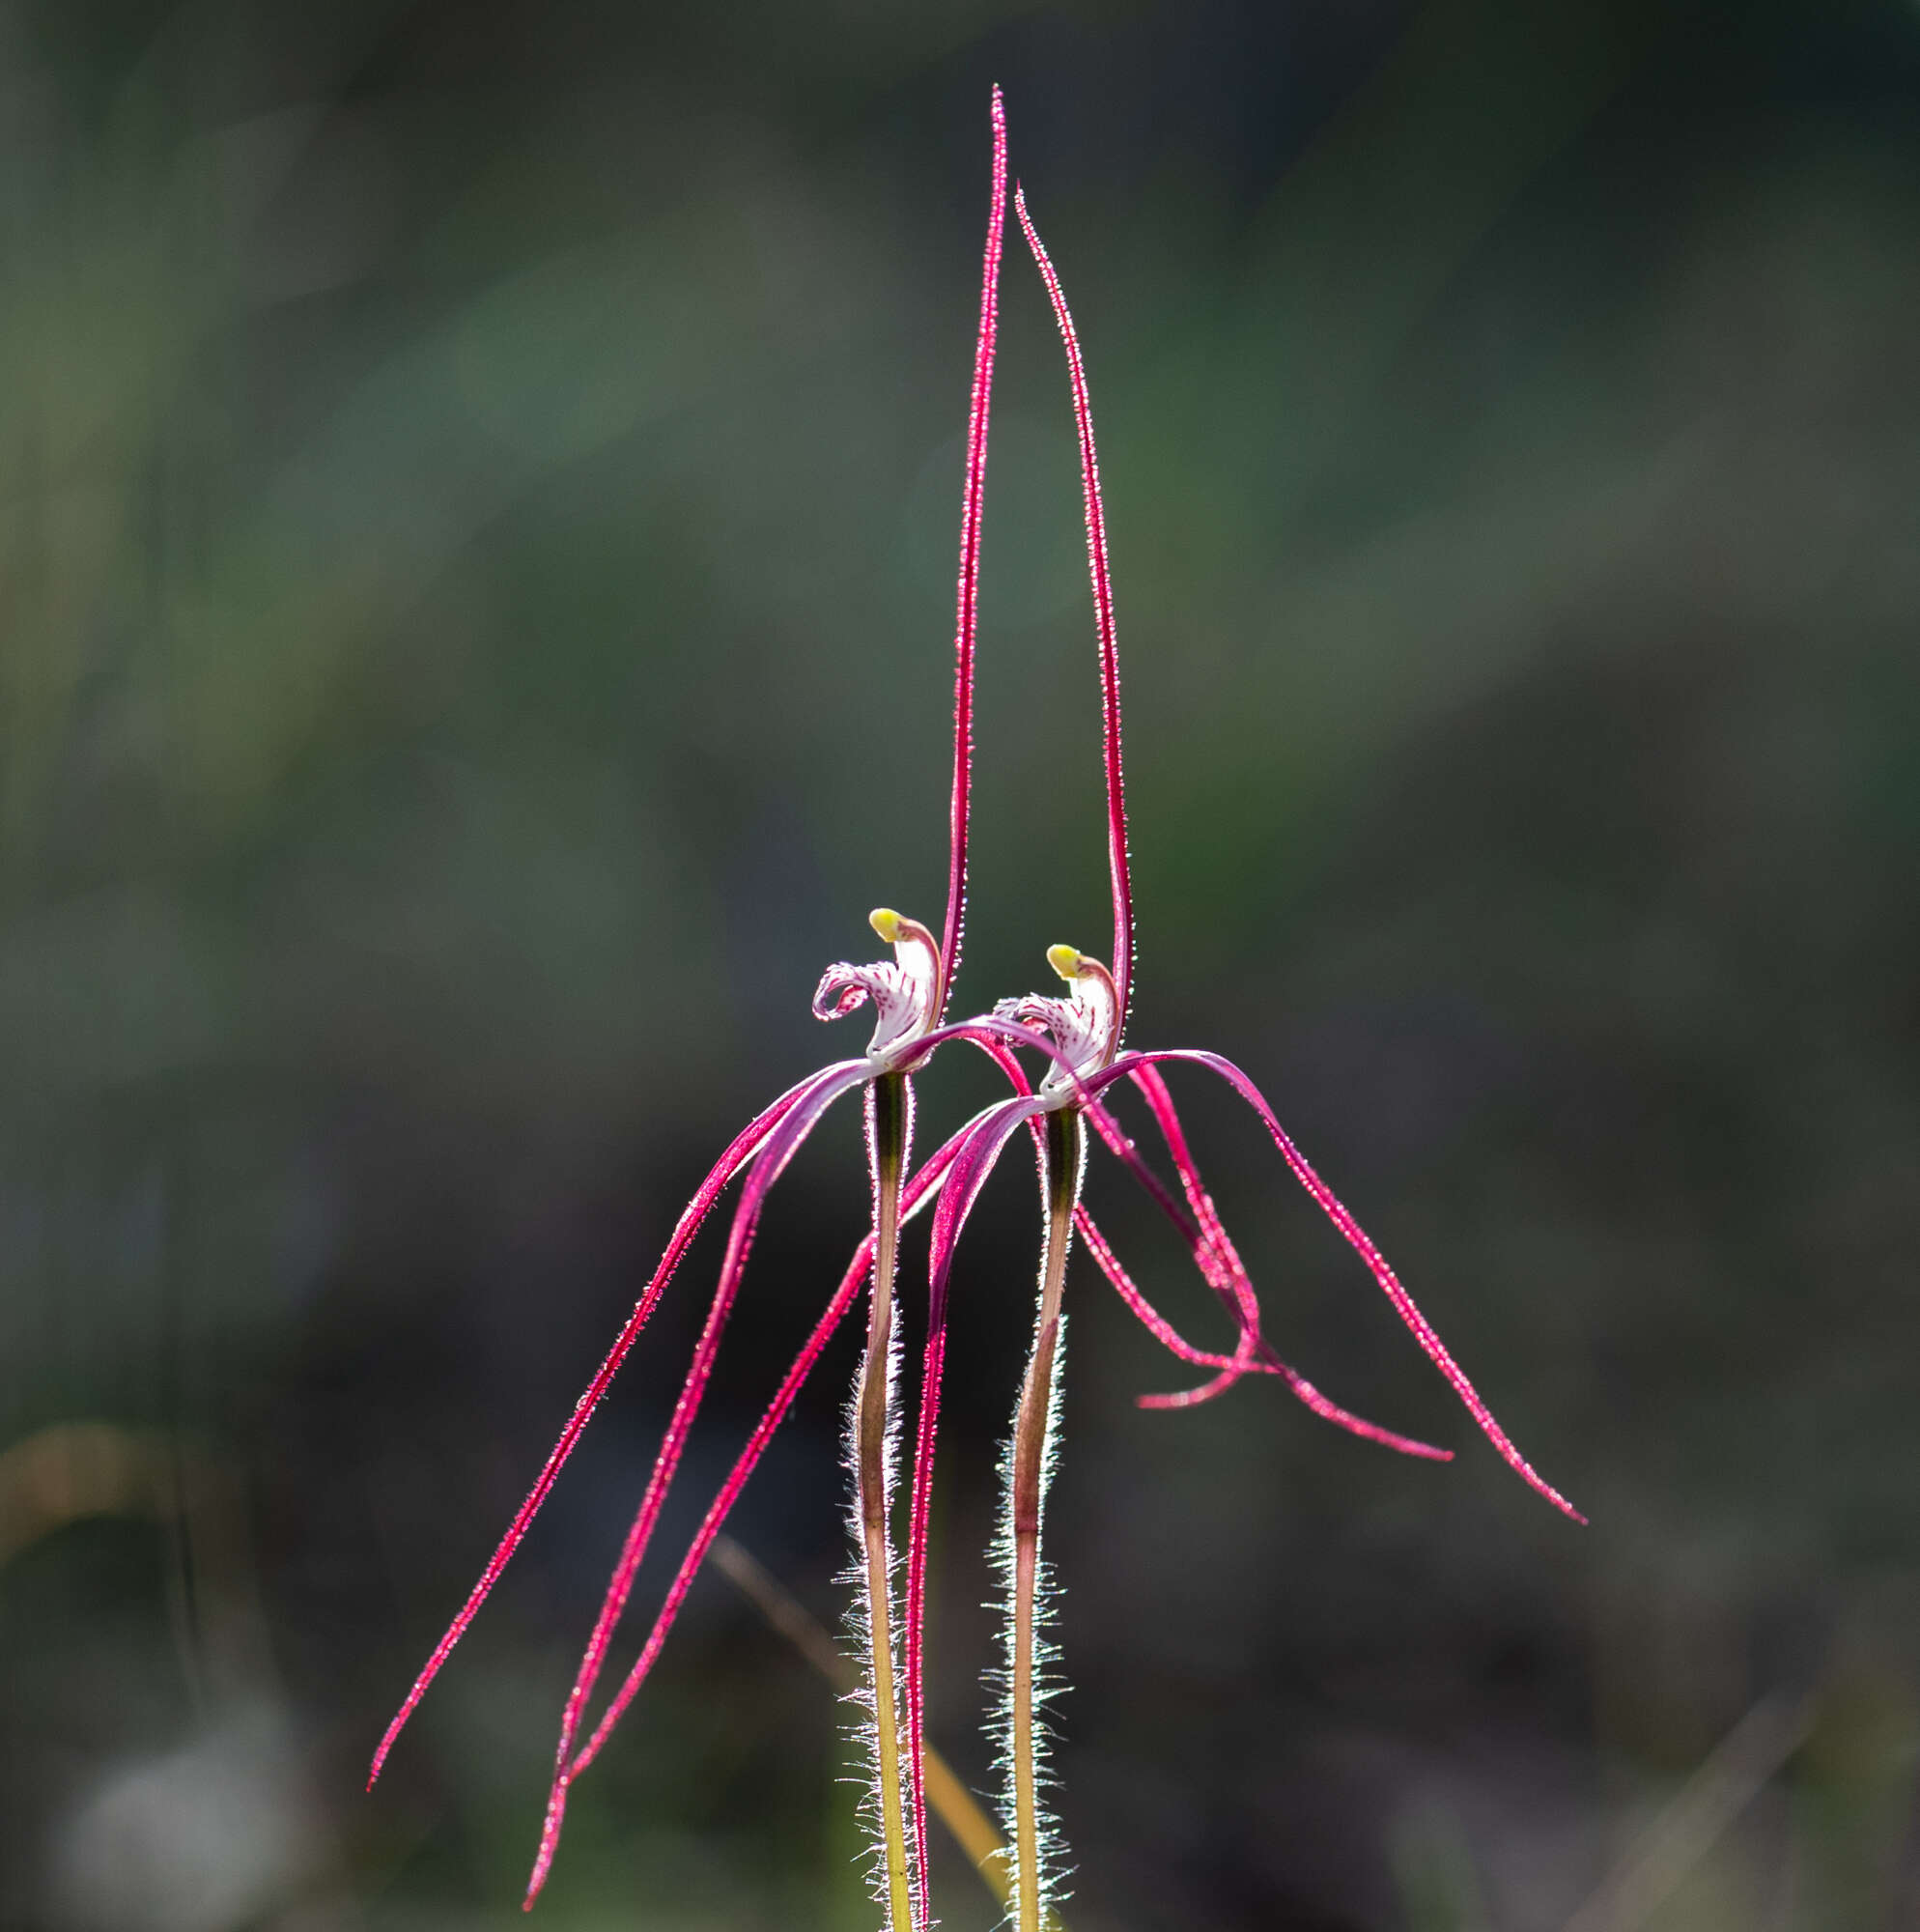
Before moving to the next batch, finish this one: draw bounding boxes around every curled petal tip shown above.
[1046,943,1083,981]
[869,907,903,943]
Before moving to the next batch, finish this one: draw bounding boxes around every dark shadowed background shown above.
[4,2,1918,1927]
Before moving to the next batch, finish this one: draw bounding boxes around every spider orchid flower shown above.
[884,180,1587,1932]
[368,89,1012,1926]
[366,94,1283,1926]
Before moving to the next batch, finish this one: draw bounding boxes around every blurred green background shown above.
[3,1,1918,1926]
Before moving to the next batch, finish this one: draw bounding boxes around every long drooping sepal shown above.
[901,1090,1046,1926]
[1069,1206,1247,1392]
[1117,1061,1264,1401]
[939,86,1008,1018]
[852,1070,918,1931]
[1014,189,1134,1033]
[1002,1106,1085,1932]
[1068,1199,1446,1454]
[525,1058,873,1905]
[954,1013,1449,1455]
[566,1114,982,1782]
[367,1068,825,1790]
[1085,1049,1586,1523]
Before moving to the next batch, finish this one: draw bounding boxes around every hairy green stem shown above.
[857,1071,916,1930]
[1007,1106,1084,1932]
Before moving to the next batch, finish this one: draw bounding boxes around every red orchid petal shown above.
[526,1058,873,1905]
[1015,186,1133,1032]
[958,1021,1446,1452]
[564,1115,976,1783]
[1082,1091,1262,1398]
[1138,1367,1241,1408]
[1082,1081,1449,1449]
[939,85,1007,1022]
[569,1270,861,1780]
[902,1092,1045,1903]
[367,1066,831,1791]
[1071,1199,1446,1451]
[1070,1206,1241,1379]
[1076,1085,1286,1406]
[1126,1062,1268,1400]
[922,1010,1100,1085]
[1088,1050,1586,1523]
[958,1024,1034,1095]
[888,1018,1051,1891]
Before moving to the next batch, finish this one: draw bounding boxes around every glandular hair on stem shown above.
[989,1310,1071,1929]
[840,1311,918,1924]
[843,1071,919,1930]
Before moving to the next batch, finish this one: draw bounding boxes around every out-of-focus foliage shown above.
[3,2,1918,1927]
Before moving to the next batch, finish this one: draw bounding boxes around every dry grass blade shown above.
[709,1534,1065,1929]
[1564,1691,1815,1932]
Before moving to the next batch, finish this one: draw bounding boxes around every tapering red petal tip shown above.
[366,1688,424,1790]
[522,1864,550,1910]
[1136,1382,1238,1411]
[1121,1046,1587,1520]
[522,1749,586,1911]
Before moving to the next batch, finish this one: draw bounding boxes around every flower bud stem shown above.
[1007,1105,1085,1932]
[857,1070,917,1929]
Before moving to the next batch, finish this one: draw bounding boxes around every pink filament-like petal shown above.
[965,1021,1446,1455]
[367,1067,827,1791]
[1072,1189,1444,1452]
[1076,1084,1272,1401]
[903,1024,1038,1884]
[526,1059,872,1906]
[1070,1206,1245,1391]
[938,85,1007,1021]
[1126,1062,1266,1402]
[1088,1049,1586,1523]
[1015,185,1133,1033]
[566,1116,976,1784]
[1074,1092,1263,1401]
[902,1092,1045,1904]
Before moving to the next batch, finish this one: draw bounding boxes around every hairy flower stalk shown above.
[989,947,1116,1926]
[855,1064,918,1929]
[1004,1100,1082,1932]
